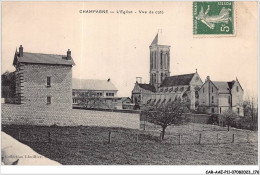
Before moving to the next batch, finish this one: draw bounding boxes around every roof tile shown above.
[212,81,230,93]
[160,73,195,87]
[72,78,118,91]
[15,52,75,66]
[138,83,156,92]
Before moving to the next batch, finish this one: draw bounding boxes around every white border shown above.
[1,165,260,175]
[0,0,259,174]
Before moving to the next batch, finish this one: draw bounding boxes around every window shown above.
[195,91,199,98]
[220,107,222,114]
[160,52,163,69]
[97,92,103,96]
[153,52,156,69]
[150,52,153,69]
[47,77,51,87]
[73,98,77,103]
[212,96,214,103]
[165,54,168,69]
[154,52,156,68]
[134,97,138,103]
[161,73,163,83]
[211,108,214,113]
[152,74,156,84]
[212,87,213,93]
[237,108,240,114]
[236,86,239,92]
[47,96,51,104]
[106,93,114,97]
[72,92,75,96]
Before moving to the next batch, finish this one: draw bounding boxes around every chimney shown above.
[136,77,142,84]
[67,49,71,60]
[107,78,110,82]
[19,45,23,57]
[206,76,210,81]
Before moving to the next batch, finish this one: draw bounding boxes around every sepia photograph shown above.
[1,1,259,174]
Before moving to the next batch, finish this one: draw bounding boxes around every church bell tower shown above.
[149,29,171,89]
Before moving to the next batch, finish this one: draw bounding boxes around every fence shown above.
[3,125,257,147]
[140,112,258,131]
[160,132,257,145]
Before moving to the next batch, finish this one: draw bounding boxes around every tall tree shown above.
[142,97,190,140]
[1,71,15,98]
[243,95,258,130]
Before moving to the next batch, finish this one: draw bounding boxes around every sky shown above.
[2,1,258,98]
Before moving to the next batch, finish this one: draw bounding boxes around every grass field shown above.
[2,123,258,165]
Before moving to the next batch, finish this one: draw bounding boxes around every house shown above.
[198,76,244,116]
[115,97,133,110]
[132,82,156,106]
[12,45,75,110]
[131,30,203,110]
[72,78,120,109]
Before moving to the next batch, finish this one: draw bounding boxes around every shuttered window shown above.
[47,96,51,104]
[47,77,51,87]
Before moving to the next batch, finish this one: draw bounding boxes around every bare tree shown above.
[219,109,237,131]
[142,97,190,140]
[243,95,258,130]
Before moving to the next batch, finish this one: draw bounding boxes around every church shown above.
[131,31,203,110]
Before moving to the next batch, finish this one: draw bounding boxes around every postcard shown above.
[1,1,258,174]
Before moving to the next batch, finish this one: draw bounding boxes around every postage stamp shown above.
[193,1,235,36]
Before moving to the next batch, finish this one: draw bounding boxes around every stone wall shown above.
[18,64,72,110]
[1,104,140,129]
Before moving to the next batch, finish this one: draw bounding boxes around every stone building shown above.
[72,78,121,109]
[12,45,75,110]
[131,31,203,110]
[198,76,244,116]
[116,97,133,110]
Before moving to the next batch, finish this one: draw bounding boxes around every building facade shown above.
[149,31,171,90]
[131,31,203,110]
[198,76,244,116]
[72,78,121,109]
[13,45,75,110]
[116,97,133,110]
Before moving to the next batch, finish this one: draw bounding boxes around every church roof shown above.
[13,52,75,66]
[150,30,170,46]
[72,78,118,91]
[227,80,236,89]
[138,83,156,92]
[160,73,195,87]
[212,81,230,94]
